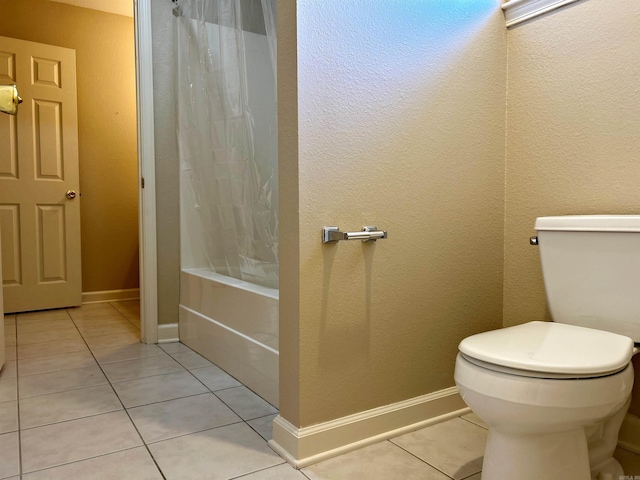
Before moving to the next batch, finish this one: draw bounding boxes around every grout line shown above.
[459,415,488,430]
[13,317,23,478]
[390,440,459,480]
[18,404,124,432]
[106,364,190,385]
[9,304,293,479]
[227,462,289,480]
[142,420,245,446]
[17,377,110,401]
[120,391,211,410]
[71,313,168,480]
[21,445,150,477]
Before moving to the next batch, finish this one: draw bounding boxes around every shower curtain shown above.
[175,0,278,288]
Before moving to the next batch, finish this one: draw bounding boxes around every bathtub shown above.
[179,268,279,407]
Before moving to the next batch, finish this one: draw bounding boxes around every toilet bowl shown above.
[453,214,640,480]
[455,352,633,480]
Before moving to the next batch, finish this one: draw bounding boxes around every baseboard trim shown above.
[619,413,640,454]
[82,289,140,304]
[157,323,179,343]
[269,387,469,468]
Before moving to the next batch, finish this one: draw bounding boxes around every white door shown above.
[0,36,81,313]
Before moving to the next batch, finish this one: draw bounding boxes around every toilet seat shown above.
[459,321,634,378]
[460,353,624,379]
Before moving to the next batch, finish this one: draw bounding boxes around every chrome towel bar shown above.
[322,226,388,244]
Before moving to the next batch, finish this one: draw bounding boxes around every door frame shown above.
[134,0,158,344]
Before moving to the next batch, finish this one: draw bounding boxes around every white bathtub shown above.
[179,268,279,407]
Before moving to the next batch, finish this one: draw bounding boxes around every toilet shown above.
[454,215,640,480]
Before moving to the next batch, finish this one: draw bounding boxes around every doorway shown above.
[0,1,143,339]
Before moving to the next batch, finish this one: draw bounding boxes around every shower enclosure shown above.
[175,0,279,406]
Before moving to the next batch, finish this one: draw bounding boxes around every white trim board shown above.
[619,413,640,455]
[158,323,179,343]
[134,0,159,344]
[269,387,469,468]
[82,289,140,304]
[502,0,582,27]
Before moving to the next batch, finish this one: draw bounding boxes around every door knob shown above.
[66,190,77,199]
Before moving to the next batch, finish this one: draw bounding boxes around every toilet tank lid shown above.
[535,215,640,232]
[458,321,634,376]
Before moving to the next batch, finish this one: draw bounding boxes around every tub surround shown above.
[179,269,279,407]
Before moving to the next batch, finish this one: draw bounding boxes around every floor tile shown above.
[0,361,16,380]
[170,351,213,369]
[17,327,82,346]
[91,343,166,364]
[17,338,89,359]
[78,321,139,338]
[239,464,309,480]
[461,412,488,430]
[247,413,278,441]
[190,365,242,391]
[0,378,17,402]
[111,300,140,316]
[22,446,163,480]
[391,418,487,480]
[0,431,20,479]
[102,355,184,383]
[149,422,283,480]
[615,447,640,475]
[4,346,16,361]
[71,314,130,327]
[215,386,277,421]
[21,410,142,473]
[0,401,18,434]
[159,342,193,355]
[303,441,450,480]
[19,365,108,399]
[18,351,97,377]
[17,310,70,324]
[67,304,119,320]
[19,384,122,429]
[17,319,76,335]
[112,370,209,408]
[128,393,241,443]
[84,331,140,349]
[127,317,141,328]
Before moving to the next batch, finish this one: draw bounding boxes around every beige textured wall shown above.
[150,1,180,326]
[0,0,139,293]
[280,0,507,427]
[503,0,640,408]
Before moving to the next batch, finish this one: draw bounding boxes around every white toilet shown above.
[455,215,640,480]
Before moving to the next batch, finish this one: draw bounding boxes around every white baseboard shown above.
[82,288,140,304]
[619,413,640,454]
[157,323,179,343]
[269,387,469,468]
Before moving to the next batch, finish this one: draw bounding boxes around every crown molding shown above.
[502,0,582,27]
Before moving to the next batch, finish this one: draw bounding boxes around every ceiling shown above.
[49,0,133,18]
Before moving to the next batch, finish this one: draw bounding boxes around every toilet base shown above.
[482,428,591,480]
[590,457,623,480]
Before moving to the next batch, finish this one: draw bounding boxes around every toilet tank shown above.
[536,215,640,342]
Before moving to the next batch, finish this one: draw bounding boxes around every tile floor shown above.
[2,301,640,479]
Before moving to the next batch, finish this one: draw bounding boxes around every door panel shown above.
[0,114,18,178]
[0,36,81,313]
[0,205,21,285]
[37,204,67,283]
